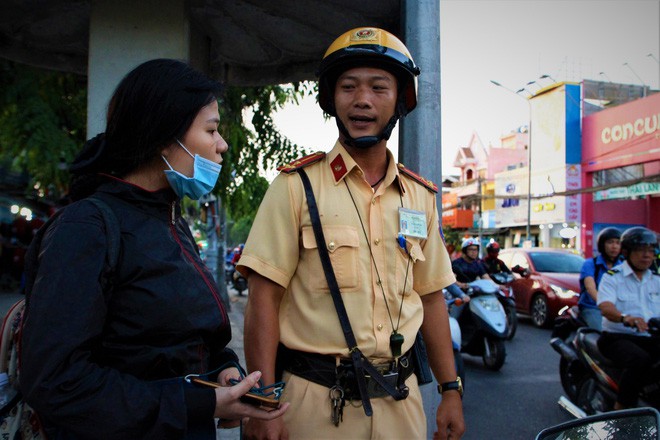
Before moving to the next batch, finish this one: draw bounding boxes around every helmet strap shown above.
[336,114,400,149]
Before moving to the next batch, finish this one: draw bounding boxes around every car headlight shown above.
[550,284,578,299]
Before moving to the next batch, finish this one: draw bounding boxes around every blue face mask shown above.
[162,140,222,200]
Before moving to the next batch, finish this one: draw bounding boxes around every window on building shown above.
[592,164,644,188]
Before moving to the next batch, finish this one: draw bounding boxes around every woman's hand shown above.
[217,367,242,386]
[214,371,289,423]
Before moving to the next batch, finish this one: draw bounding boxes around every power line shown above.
[443,173,660,210]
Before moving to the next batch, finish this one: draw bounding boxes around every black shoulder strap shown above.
[87,196,121,272]
[297,169,407,417]
[592,257,600,284]
[24,196,120,299]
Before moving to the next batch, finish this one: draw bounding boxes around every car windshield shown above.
[528,252,584,273]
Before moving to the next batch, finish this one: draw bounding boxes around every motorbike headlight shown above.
[477,296,502,312]
[550,284,578,299]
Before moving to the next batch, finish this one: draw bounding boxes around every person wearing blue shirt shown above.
[578,227,623,330]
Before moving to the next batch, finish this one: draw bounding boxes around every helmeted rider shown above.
[578,227,623,330]
[482,241,511,276]
[597,226,660,410]
[451,237,494,290]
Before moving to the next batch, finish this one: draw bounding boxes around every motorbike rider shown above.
[452,237,498,290]
[597,226,660,410]
[578,227,623,330]
[482,241,511,276]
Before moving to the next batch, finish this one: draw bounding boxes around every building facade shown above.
[580,92,660,257]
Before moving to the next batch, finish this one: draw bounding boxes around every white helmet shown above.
[461,237,480,251]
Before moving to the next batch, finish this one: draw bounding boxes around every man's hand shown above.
[434,391,465,439]
[243,417,289,440]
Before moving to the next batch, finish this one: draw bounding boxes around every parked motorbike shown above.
[224,261,235,284]
[550,316,660,417]
[454,279,508,371]
[231,268,248,296]
[490,272,518,340]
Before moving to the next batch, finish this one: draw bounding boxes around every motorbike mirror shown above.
[535,407,660,440]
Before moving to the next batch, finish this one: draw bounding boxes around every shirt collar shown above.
[595,254,623,266]
[326,141,404,193]
[621,260,651,281]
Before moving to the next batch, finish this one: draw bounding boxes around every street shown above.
[457,316,572,439]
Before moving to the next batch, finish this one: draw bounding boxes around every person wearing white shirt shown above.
[597,227,660,410]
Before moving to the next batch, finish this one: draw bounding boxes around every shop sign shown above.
[594,181,660,201]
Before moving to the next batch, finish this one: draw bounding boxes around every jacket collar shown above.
[95,175,180,220]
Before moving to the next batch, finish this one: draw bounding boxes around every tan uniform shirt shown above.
[238,142,455,361]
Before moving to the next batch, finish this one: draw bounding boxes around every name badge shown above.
[398,208,427,239]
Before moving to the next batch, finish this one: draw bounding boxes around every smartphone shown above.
[240,392,281,409]
[190,377,281,409]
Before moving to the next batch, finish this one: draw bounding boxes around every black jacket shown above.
[21,177,236,439]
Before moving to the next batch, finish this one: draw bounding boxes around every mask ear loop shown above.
[175,139,195,158]
[161,155,175,171]
[162,139,195,172]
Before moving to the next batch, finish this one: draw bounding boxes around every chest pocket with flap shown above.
[301,225,360,291]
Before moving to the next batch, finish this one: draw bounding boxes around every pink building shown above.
[581,92,660,257]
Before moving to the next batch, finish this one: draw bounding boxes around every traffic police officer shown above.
[238,27,464,439]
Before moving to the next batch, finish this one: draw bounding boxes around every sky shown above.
[272,0,660,177]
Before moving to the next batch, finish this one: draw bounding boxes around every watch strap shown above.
[438,378,463,397]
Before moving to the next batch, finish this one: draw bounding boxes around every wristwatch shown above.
[620,313,627,323]
[438,377,463,397]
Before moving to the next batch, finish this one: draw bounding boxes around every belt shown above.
[278,345,414,400]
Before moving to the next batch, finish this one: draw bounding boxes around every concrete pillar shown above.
[87,0,196,137]
[400,0,442,210]
[400,3,443,436]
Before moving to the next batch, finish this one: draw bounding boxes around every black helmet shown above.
[596,227,621,255]
[620,227,658,255]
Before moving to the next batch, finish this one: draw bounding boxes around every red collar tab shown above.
[277,151,326,174]
[330,154,349,182]
[397,163,438,193]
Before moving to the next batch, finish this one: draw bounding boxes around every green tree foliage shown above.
[216,82,314,221]
[228,216,254,246]
[0,60,86,200]
[0,59,313,225]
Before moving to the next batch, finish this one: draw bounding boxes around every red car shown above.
[497,248,583,328]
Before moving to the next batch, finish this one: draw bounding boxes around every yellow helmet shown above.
[317,27,420,117]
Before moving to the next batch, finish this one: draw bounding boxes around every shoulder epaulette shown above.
[606,268,620,275]
[277,151,326,174]
[397,163,438,193]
